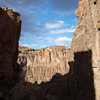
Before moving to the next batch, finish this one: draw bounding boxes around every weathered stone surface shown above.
[71,0,100,99]
[0,7,21,81]
[75,0,88,18]
[18,46,70,83]
[15,0,100,99]
[0,0,100,99]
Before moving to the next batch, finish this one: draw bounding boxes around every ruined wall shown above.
[0,7,21,82]
[70,0,100,99]
[0,0,100,99]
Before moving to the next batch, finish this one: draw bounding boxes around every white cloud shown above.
[44,21,64,29]
[71,25,75,29]
[0,0,43,36]
[29,44,37,47]
[55,37,72,45]
[48,29,75,34]
[20,44,37,48]
[40,44,47,48]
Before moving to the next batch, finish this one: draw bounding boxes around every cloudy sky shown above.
[0,0,79,49]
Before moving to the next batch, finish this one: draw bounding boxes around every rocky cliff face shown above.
[0,0,100,99]
[71,0,100,99]
[18,46,70,83]
[0,7,21,82]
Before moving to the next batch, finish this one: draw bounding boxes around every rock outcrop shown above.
[0,0,100,100]
[71,0,100,99]
[18,46,70,83]
[0,7,21,82]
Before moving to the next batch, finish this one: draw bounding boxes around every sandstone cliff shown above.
[0,7,21,82]
[18,46,70,83]
[0,0,100,99]
[71,0,100,99]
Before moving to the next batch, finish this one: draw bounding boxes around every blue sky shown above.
[0,0,79,49]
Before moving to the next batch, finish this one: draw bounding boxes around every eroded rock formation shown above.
[18,46,70,83]
[0,0,100,100]
[0,7,21,82]
[71,0,100,99]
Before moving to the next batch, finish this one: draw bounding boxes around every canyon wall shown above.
[0,7,21,82]
[18,46,70,83]
[0,0,100,99]
[10,0,100,99]
[71,0,100,99]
